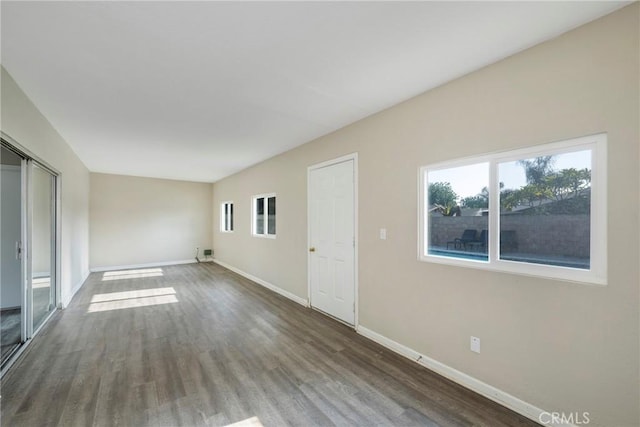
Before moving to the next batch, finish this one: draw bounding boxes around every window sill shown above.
[419,253,606,286]
[252,233,276,239]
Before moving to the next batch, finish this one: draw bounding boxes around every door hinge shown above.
[16,241,22,260]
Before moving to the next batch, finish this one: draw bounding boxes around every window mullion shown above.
[489,159,499,263]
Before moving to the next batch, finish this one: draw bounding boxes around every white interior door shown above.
[308,158,355,325]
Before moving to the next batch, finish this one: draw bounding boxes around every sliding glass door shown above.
[30,163,56,333]
[1,137,59,373]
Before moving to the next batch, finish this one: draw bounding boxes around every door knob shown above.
[309,247,316,252]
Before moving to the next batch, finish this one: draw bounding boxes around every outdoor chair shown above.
[447,229,477,250]
[468,229,488,252]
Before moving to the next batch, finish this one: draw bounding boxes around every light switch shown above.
[470,336,481,354]
[379,228,387,240]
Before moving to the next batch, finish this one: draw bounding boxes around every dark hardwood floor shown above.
[0,263,539,426]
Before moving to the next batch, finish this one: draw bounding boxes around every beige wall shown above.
[90,173,212,269]
[212,6,639,427]
[1,66,91,306]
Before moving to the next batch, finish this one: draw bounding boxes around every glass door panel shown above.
[0,146,25,366]
[30,163,55,332]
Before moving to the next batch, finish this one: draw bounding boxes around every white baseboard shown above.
[62,269,90,308]
[212,259,308,307]
[90,259,196,273]
[357,325,571,427]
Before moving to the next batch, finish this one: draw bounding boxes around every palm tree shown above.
[517,156,555,185]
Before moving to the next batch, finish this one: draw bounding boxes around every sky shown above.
[427,149,591,199]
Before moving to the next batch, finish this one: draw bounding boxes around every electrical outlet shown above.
[470,336,481,353]
[379,228,387,240]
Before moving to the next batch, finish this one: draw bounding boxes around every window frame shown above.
[419,133,607,285]
[220,201,234,233]
[252,193,276,238]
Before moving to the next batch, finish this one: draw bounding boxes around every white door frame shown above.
[307,152,358,329]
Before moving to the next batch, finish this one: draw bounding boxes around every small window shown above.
[420,134,606,284]
[220,201,234,232]
[253,194,276,237]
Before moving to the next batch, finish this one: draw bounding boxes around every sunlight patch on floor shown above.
[225,417,264,427]
[88,287,177,313]
[101,268,163,281]
[87,294,178,313]
[90,287,176,303]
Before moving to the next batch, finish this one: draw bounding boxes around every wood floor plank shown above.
[57,369,101,427]
[0,263,540,426]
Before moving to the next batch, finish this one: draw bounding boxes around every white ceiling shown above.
[1,1,629,182]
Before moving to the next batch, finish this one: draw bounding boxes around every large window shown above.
[220,201,233,232]
[419,134,606,284]
[252,194,276,237]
